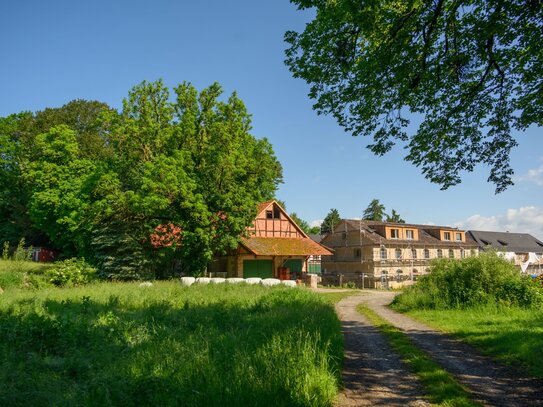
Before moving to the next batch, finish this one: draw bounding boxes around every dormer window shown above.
[391,229,400,239]
[406,230,414,240]
[455,232,462,241]
[443,232,451,241]
[497,239,508,246]
[266,207,281,219]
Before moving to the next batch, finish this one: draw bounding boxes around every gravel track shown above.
[339,290,543,407]
[334,293,429,406]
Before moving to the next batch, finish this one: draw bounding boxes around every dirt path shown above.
[358,290,543,407]
[334,293,429,406]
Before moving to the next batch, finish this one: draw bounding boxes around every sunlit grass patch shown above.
[0,282,343,406]
[404,306,543,378]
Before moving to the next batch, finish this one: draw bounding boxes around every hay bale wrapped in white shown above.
[195,277,211,284]
[280,280,297,288]
[261,278,281,287]
[210,277,226,284]
[180,277,196,286]
[245,277,262,285]
[139,281,153,288]
[226,278,244,284]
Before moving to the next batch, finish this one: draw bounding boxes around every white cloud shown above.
[310,219,323,228]
[454,206,543,239]
[516,161,543,186]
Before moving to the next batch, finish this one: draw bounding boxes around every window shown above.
[390,228,400,239]
[412,269,419,281]
[266,210,273,219]
[354,248,361,258]
[406,229,414,240]
[424,249,430,259]
[443,232,451,241]
[395,248,402,259]
[497,239,508,246]
[396,269,403,281]
[449,249,454,259]
[437,249,443,258]
[455,232,462,241]
[411,248,417,259]
[380,247,387,260]
[460,249,465,258]
[273,207,281,219]
[342,232,347,240]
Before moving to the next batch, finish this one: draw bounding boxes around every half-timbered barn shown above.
[209,201,332,279]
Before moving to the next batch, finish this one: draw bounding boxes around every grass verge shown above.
[0,282,342,406]
[356,304,481,407]
[399,306,543,378]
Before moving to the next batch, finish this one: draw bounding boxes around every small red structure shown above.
[31,247,57,262]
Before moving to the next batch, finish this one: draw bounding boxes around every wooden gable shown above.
[247,201,307,239]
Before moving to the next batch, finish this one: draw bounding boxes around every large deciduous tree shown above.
[285,0,543,192]
[0,80,283,279]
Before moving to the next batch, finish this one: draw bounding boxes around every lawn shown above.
[0,282,343,406]
[401,306,543,378]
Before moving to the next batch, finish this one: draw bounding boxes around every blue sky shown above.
[1,0,542,238]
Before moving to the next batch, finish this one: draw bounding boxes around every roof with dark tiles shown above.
[468,230,543,253]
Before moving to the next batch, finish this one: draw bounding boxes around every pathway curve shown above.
[359,290,543,407]
[334,293,429,406]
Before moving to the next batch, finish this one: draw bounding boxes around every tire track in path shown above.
[361,291,543,407]
[334,293,429,406]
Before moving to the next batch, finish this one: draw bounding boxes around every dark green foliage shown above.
[289,212,312,234]
[386,209,405,224]
[321,208,341,234]
[285,0,543,192]
[0,283,342,406]
[393,252,543,310]
[362,199,386,221]
[0,80,283,278]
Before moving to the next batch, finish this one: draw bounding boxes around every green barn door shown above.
[284,259,303,273]
[243,260,273,278]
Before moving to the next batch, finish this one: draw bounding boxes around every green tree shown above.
[289,212,311,234]
[363,199,386,221]
[321,208,341,234]
[0,80,283,280]
[285,0,543,193]
[386,209,405,224]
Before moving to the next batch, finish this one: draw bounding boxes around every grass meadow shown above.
[0,281,343,406]
[402,306,543,378]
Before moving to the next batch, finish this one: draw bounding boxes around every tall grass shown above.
[0,282,342,406]
[0,259,51,289]
[404,306,543,378]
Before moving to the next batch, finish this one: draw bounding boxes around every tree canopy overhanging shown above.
[0,80,283,279]
[285,0,543,193]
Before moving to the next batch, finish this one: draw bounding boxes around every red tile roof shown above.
[241,237,333,256]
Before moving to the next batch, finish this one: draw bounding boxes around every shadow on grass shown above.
[0,289,342,407]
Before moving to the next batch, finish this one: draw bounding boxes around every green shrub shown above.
[47,258,97,287]
[393,252,543,310]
